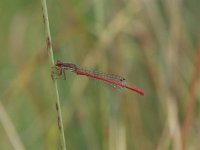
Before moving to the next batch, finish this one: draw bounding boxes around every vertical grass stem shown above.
[41,0,67,149]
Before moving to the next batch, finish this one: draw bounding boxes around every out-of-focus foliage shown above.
[0,0,200,149]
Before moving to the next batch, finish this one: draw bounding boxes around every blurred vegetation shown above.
[0,0,200,150]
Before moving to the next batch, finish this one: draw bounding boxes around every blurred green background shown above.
[0,0,200,149]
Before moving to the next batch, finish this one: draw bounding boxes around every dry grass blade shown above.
[0,102,25,150]
[181,41,200,150]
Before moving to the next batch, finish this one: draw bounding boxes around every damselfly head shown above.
[55,60,62,67]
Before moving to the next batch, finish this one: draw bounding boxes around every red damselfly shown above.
[51,60,144,96]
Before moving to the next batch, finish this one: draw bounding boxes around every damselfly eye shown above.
[55,60,62,67]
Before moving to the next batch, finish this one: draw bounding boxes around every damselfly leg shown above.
[51,66,66,80]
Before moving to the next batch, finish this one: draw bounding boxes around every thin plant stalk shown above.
[41,0,67,149]
[181,41,200,150]
[0,101,25,150]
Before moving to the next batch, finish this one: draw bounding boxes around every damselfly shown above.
[51,60,144,96]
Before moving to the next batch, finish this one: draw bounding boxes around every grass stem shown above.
[41,0,67,149]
